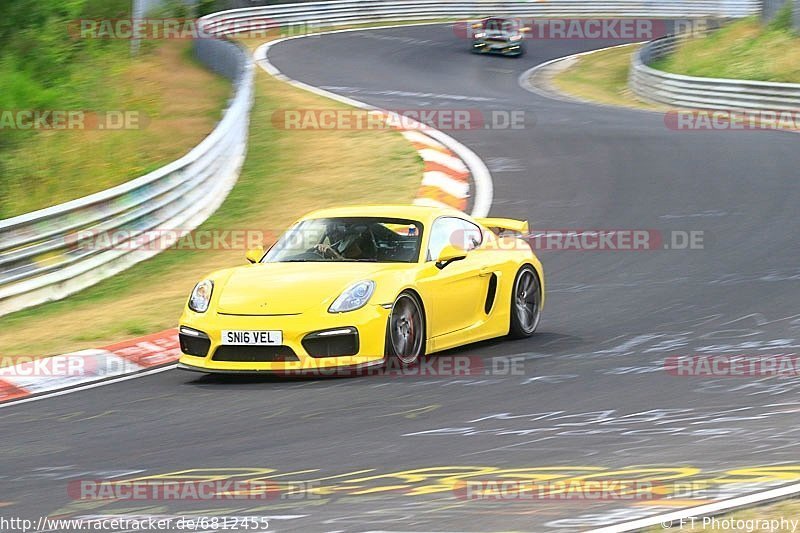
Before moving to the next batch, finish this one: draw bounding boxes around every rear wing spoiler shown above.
[475,218,529,236]
[470,18,530,31]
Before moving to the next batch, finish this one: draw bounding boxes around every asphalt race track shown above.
[3,24,800,532]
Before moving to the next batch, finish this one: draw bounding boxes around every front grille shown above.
[302,328,359,358]
[179,330,211,357]
[212,345,299,363]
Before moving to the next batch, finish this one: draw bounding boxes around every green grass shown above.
[0,0,231,218]
[550,44,662,110]
[0,41,231,218]
[652,13,800,83]
[552,13,800,109]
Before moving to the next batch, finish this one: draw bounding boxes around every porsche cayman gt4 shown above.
[177,205,544,374]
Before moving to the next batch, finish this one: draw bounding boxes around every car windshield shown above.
[262,217,424,263]
[485,19,517,35]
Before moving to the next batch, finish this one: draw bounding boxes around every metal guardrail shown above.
[0,38,254,316]
[0,0,761,317]
[794,0,800,30]
[630,33,800,111]
[200,0,760,34]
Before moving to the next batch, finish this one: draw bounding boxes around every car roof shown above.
[484,17,518,23]
[298,204,469,224]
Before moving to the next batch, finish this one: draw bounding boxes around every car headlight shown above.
[188,280,214,313]
[329,280,375,313]
[474,32,486,39]
[510,34,522,40]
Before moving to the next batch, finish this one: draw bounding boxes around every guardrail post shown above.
[131,0,143,55]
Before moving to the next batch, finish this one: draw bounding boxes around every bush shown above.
[196,0,224,17]
[767,1,794,32]
[0,0,140,218]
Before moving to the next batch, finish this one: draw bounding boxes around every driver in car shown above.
[314,226,372,260]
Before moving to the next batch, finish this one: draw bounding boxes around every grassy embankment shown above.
[551,8,800,107]
[0,0,230,218]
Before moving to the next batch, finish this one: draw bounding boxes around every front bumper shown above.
[177,304,389,373]
[177,358,386,376]
[472,40,524,55]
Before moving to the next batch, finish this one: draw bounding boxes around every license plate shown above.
[221,330,283,345]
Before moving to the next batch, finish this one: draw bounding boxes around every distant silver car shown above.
[470,17,527,57]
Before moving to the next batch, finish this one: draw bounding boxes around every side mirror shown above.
[245,246,265,264]
[435,244,467,269]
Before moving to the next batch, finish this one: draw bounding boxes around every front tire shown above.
[509,265,541,338]
[386,291,426,366]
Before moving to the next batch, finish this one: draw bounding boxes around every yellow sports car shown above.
[177,205,544,374]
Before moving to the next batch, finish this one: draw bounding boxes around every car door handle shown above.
[479,267,492,277]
